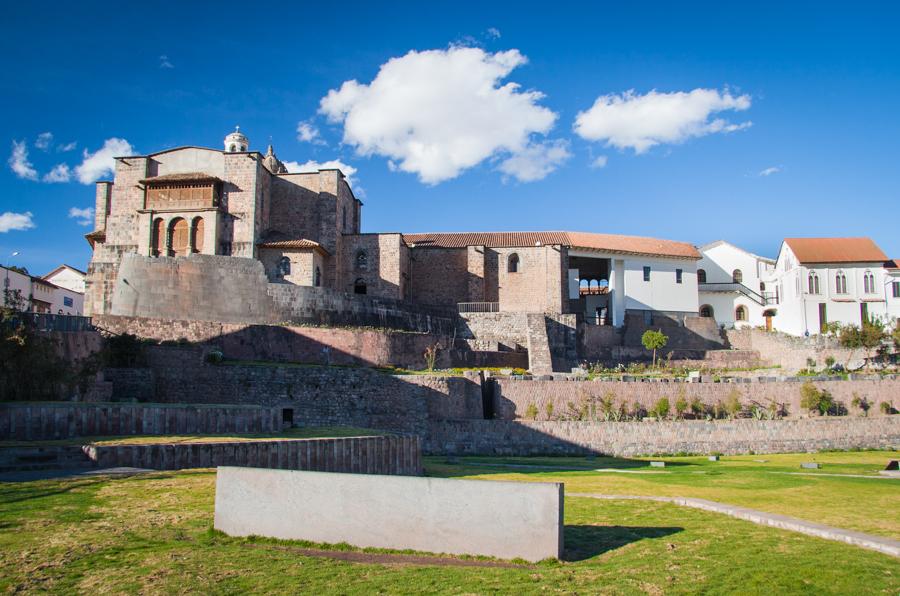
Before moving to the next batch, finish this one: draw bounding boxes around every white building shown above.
[43,264,86,294]
[767,238,893,336]
[1,265,85,315]
[885,259,900,320]
[697,241,776,330]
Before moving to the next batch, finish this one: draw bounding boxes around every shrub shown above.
[825,356,836,368]
[800,382,835,416]
[423,343,441,371]
[631,401,646,421]
[524,403,538,420]
[204,349,224,364]
[850,393,871,417]
[641,329,669,368]
[651,397,670,420]
[545,402,554,420]
[689,397,704,418]
[674,396,688,420]
[839,321,887,369]
[880,401,895,415]
[724,389,743,419]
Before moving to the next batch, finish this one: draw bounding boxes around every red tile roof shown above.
[401,231,700,259]
[256,239,330,255]
[784,237,888,264]
[885,259,900,270]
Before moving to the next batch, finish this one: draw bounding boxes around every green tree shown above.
[838,321,886,370]
[641,329,669,368]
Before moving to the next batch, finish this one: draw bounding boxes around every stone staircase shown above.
[525,314,554,374]
[0,445,96,473]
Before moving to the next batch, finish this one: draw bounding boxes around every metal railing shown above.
[698,282,776,306]
[457,302,500,313]
[22,313,94,332]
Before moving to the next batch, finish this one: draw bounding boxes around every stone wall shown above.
[113,350,484,436]
[726,329,858,372]
[85,435,422,476]
[0,402,280,441]
[108,253,456,334]
[426,416,900,456]
[408,247,470,307]
[622,311,726,351]
[93,315,523,370]
[491,378,900,421]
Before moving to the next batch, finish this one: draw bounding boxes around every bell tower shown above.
[224,126,249,152]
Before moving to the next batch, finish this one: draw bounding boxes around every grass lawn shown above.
[0,427,384,448]
[0,452,898,594]
[428,451,900,539]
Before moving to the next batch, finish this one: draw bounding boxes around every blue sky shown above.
[2,1,899,274]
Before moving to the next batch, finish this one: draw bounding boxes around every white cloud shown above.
[283,159,359,187]
[43,163,71,183]
[58,141,77,152]
[159,55,174,69]
[319,46,559,184]
[68,206,95,226]
[296,121,324,145]
[498,139,571,182]
[487,27,501,39]
[74,138,134,184]
[591,155,608,169]
[574,88,752,154]
[0,211,35,233]
[758,166,781,177]
[8,140,38,180]
[35,132,53,151]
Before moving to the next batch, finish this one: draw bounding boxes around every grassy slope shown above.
[428,451,900,539]
[0,457,898,594]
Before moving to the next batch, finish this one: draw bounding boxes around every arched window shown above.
[314,266,321,287]
[276,256,291,278]
[508,253,520,273]
[168,218,188,256]
[808,272,820,295]
[835,271,847,294]
[354,278,367,295]
[191,217,204,253]
[356,250,368,271]
[732,269,743,284]
[760,282,766,292]
[697,268,707,283]
[863,270,875,293]
[699,305,714,318]
[229,144,236,152]
[735,305,748,321]
[151,218,164,256]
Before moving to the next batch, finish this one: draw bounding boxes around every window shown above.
[699,305,714,318]
[835,271,847,294]
[676,269,683,284]
[697,268,707,283]
[732,269,743,284]
[168,218,188,256]
[191,217,204,253]
[63,296,73,307]
[151,218,164,256]
[643,266,651,282]
[354,278,367,295]
[807,272,820,295]
[276,257,291,278]
[863,270,875,294]
[507,253,520,273]
[893,282,900,298]
[356,250,368,271]
[314,266,321,287]
[735,305,748,321]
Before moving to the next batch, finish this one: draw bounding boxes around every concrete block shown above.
[214,466,563,562]
[800,462,821,469]
[650,461,666,467]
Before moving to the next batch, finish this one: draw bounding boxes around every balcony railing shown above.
[458,302,500,313]
[699,282,776,306]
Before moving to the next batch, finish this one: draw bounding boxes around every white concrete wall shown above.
[697,242,775,329]
[151,147,226,178]
[621,257,698,313]
[214,467,564,562]
[43,267,85,293]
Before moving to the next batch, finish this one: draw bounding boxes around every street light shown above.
[4,251,20,306]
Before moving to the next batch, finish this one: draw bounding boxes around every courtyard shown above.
[1,450,897,594]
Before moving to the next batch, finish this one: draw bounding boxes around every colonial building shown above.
[42,264,86,294]
[697,241,776,330]
[83,128,702,327]
[2,265,84,315]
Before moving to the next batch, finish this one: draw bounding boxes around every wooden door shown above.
[765,313,773,332]
[170,218,188,256]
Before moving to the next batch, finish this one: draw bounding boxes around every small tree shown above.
[524,403,538,420]
[800,382,835,416]
[689,396,704,419]
[674,396,688,420]
[641,329,669,368]
[839,321,887,370]
[652,397,670,420]
[423,343,441,371]
[850,393,871,417]
[724,389,743,419]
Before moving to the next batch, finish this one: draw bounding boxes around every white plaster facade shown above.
[2,265,84,315]
[766,240,894,336]
[42,265,86,293]
[697,241,776,330]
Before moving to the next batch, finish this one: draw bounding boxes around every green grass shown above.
[429,451,900,539]
[0,452,898,593]
[0,426,385,448]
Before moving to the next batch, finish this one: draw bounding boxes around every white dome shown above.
[224,126,249,152]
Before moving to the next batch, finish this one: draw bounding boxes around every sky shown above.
[1,1,899,275]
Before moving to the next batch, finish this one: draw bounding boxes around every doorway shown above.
[818,303,827,333]
[860,303,868,325]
